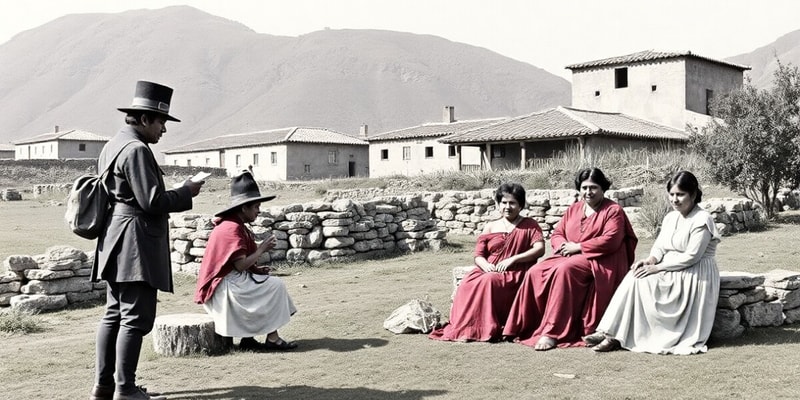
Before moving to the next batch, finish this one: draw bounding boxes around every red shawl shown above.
[193,216,255,304]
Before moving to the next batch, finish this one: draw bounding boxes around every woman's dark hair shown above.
[667,170,703,204]
[495,183,526,208]
[574,168,612,191]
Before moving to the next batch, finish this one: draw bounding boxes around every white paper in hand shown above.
[172,171,210,188]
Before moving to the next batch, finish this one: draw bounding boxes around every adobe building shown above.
[367,106,502,177]
[13,127,109,160]
[163,126,368,181]
[566,50,750,131]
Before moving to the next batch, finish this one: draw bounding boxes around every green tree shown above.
[690,60,800,220]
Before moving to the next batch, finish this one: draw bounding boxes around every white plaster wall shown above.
[369,139,460,177]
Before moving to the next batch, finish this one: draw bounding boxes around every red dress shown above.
[502,199,637,347]
[429,218,543,342]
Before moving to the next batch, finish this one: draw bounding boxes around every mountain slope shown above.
[0,6,571,155]
[727,29,800,88]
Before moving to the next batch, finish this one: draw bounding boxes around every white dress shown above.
[203,270,297,338]
[596,206,720,354]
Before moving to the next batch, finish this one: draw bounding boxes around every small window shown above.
[380,149,389,160]
[304,164,311,174]
[651,85,657,92]
[402,146,411,160]
[187,159,192,167]
[425,146,434,158]
[594,90,600,97]
[328,150,338,164]
[253,154,259,166]
[235,154,241,167]
[614,67,628,88]
[705,89,714,115]
[205,157,210,166]
[448,145,456,158]
[492,147,505,158]
[271,152,277,165]
[173,160,178,165]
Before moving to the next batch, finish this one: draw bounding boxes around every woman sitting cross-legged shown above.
[429,183,545,342]
[194,171,297,351]
[502,168,638,350]
[585,170,720,355]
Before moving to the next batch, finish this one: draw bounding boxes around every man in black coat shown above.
[89,81,204,400]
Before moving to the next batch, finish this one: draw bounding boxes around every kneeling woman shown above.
[194,171,297,351]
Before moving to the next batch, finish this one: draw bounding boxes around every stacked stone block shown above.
[432,187,643,237]
[1,245,105,312]
[712,270,800,340]
[169,196,446,272]
[701,198,764,236]
[1,188,22,201]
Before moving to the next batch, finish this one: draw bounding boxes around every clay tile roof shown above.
[13,129,110,145]
[439,106,688,144]
[367,118,504,142]
[164,127,367,154]
[565,50,750,71]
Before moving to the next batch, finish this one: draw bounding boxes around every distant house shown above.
[566,50,750,131]
[440,106,688,169]
[163,127,368,181]
[13,127,109,160]
[0,143,14,159]
[367,106,503,177]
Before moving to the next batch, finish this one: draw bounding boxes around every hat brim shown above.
[118,107,181,122]
[214,195,276,217]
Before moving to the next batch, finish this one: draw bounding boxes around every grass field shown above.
[1,180,800,399]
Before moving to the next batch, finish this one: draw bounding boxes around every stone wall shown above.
[169,196,446,273]
[703,198,765,236]
[1,246,105,312]
[712,270,800,340]
[429,187,642,237]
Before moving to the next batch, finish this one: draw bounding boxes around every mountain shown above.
[727,29,800,88]
[0,6,571,155]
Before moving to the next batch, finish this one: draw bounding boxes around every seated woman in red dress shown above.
[429,183,545,342]
[502,168,638,350]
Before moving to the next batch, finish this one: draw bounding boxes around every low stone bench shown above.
[152,313,231,356]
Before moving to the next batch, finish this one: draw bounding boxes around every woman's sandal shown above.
[582,332,606,347]
[264,338,298,351]
[592,337,621,352]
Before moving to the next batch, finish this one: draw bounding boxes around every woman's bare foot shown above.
[534,336,556,351]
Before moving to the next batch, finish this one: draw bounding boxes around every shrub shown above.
[0,308,45,335]
[635,186,672,238]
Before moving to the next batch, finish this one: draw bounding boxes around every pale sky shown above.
[2,0,799,80]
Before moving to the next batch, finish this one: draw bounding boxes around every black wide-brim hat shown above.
[117,80,181,122]
[215,170,276,216]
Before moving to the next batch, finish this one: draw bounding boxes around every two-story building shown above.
[163,127,369,181]
[13,127,109,160]
[567,50,750,130]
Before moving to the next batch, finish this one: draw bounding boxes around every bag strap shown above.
[99,140,138,179]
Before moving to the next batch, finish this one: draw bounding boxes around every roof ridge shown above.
[557,106,600,132]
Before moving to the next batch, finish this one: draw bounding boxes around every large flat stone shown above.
[784,307,800,324]
[717,293,747,310]
[10,294,68,312]
[763,269,800,290]
[719,271,765,289]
